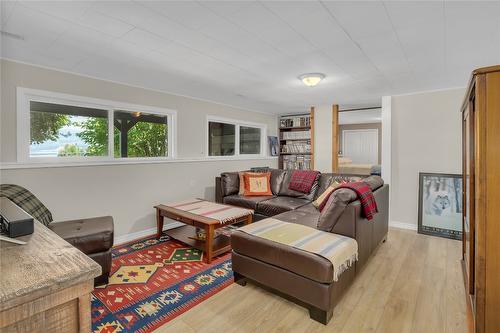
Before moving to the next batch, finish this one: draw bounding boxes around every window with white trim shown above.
[29,101,110,158]
[239,126,261,155]
[207,117,265,157]
[113,110,169,158]
[18,88,176,163]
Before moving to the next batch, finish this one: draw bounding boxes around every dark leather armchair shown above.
[0,184,114,286]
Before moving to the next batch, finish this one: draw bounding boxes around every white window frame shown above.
[17,87,177,164]
[206,115,267,159]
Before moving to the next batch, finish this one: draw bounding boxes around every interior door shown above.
[342,129,379,164]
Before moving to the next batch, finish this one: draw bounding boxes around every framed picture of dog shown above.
[418,172,462,240]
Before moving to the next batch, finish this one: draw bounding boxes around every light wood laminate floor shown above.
[155,228,467,333]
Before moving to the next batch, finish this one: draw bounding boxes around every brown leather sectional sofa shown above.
[215,169,389,324]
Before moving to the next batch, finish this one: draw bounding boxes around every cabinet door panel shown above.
[463,96,475,296]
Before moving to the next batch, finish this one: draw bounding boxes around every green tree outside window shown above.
[31,112,167,157]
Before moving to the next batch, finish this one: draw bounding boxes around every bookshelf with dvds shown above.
[278,108,314,170]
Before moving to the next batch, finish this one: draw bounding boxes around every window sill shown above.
[0,156,278,170]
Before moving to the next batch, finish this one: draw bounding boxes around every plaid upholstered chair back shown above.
[0,184,53,226]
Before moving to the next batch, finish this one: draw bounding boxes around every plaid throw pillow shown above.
[288,170,320,193]
[0,184,53,226]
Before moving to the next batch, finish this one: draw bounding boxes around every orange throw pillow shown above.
[243,172,273,196]
[238,172,261,195]
[238,172,245,195]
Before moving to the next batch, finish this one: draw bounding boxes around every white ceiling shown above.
[339,108,381,125]
[1,1,499,114]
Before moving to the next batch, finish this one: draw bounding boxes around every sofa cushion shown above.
[313,174,364,202]
[331,174,364,183]
[248,168,286,195]
[238,172,246,195]
[279,171,320,200]
[361,175,384,192]
[273,209,319,228]
[48,216,114,254]
[269,169,286,195]
[317,188,356,232]
[231,229,334,283]
[255,196,310,216]
[226,169,285,197]
[317,176,384,232]
[313,181,343,209]
[314,173,334,199]
[223,195,274,210]
[296,203,320,215]
[221,172,240,196]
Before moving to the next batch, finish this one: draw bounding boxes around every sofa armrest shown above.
[330,184,388,239]
[330,184,389,271]
[371,184,389,246]
[215,176,224,203]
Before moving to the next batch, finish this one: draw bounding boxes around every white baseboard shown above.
[389,221,417,231]
[115,220,418,245]
[114,221,184,245]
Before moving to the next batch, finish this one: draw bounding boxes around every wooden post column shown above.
[310,106,315,170]
[332,104,339,173]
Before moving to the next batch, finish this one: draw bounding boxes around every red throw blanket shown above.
[337,182,379,221]
[288,170,319,193]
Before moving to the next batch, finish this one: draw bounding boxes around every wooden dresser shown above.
[461,65,500,333]
[0,221,101,332]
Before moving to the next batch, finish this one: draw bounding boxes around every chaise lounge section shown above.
[215,169,389,324]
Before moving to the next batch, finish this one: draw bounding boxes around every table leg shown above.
[245,214,253,225]
[78,293,91,332]
[156,208,164,239]
[205,224,214,264]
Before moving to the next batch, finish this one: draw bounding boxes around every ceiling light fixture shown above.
[299,73,325,87]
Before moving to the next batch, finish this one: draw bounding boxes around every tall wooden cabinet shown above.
[461,65,500,333]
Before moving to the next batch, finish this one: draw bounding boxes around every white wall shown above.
[1,60,277,162]
[313,105,332,173]
[0,160,275,240]
[0,60,278,240]
[390,88,464,228]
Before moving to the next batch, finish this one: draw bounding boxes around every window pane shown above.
[240,126,261,154]
[209,122,235,156]
[29,101,108,157]
[113,110,168,158]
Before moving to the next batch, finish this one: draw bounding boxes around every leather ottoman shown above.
[49,216,114,285]
[231,229,356,325]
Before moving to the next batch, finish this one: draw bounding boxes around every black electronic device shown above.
[0,197,34,238]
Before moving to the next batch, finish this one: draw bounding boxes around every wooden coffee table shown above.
[155,201,253,263]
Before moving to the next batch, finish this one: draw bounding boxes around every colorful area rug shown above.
[91,235,233,333]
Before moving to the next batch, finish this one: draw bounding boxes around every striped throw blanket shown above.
[167,199,253,224]
[238,218,358,281]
